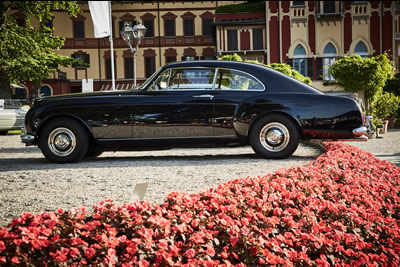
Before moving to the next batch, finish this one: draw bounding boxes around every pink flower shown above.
[184,248,196,259]
[84,247,96,259]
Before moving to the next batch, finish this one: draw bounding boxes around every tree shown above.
[219,53,312,85]
[329,54,394,114]
[0,1,82,99]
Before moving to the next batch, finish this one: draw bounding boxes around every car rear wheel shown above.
[39,118,88,163]
[249,114,299,159]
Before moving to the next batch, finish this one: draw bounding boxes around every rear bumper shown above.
[352,116,374,137]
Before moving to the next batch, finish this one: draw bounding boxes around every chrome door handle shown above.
[193,94,214,100]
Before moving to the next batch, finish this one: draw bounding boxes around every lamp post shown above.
[121,20,147,89]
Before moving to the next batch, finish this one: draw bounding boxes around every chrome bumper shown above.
[352,116,374,137]
[21,129,36,146]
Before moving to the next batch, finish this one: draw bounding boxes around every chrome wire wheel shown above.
[47,127,76,157]
[259,122,290,152]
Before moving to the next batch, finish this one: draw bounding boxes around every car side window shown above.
[150,68,215,91]
[215,69,264,91]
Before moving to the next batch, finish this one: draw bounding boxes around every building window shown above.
[72,53,89,68]
[323,42,337,81]
[106,58,112,80]
[73,21,85,39]
[323,1,336,14]
[200,56,216,60]
[184,19,194,37]
[145,57,155,78]
[166,56,176,63]
[354,41,368,58]
[181,56,199,61]
[202,18,213,36]
[125,58,133,79]
[292,1,305,7]
[143,19,154,37]
[227,30,238,51]
[293,44,307,76]
[252,29,263,50]
[39,85,52,97]
[164,20,175,37]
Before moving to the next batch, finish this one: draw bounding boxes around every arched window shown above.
[293,44,307,76]
[354,41,368,58]
[323,42,337,81]
[39,85,52,97]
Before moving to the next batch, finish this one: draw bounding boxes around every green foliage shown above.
[266,63,312,85]
[372,92,400,120]
[218,53,243,62]
[329,54,394,113]
[219,54,312,85]
[383,72,400,96]
[215,1,265,14]
[0,1,82,96]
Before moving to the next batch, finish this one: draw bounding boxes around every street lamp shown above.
[121,20,147,89]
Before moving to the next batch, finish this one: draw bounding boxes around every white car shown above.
[0,105,29,135]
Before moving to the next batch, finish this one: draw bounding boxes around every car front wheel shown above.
[249,115,299,159]
[39,118,88,163]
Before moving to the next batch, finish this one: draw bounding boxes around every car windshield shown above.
[137,67,164,90]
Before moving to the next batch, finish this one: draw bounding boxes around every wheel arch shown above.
[37,114,95,146]
[247,111,304,141]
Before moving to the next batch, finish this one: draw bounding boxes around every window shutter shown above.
[307,58,313,79]
[316,57,323,80]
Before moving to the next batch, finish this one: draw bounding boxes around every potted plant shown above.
[372,92,400,133]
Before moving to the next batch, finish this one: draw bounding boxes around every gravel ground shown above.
[0,130,399,227]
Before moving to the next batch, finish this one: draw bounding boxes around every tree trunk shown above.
[0,68,11,100]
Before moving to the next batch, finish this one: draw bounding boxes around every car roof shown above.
[163,60,322,94]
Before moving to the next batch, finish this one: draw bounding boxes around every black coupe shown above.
[22,61,373,163]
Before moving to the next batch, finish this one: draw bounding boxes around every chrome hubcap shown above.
[48,128,76,157]
[259,122,290,152]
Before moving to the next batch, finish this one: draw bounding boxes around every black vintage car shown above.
[22,61,373,163]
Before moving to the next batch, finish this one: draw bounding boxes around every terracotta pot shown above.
[386,117,396,129]
[379,120,389,134]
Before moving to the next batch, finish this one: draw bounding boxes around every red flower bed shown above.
[1,142,399,266]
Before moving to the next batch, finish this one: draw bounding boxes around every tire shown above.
[0,131,8,135]
[249,114,299,159]
[86,148,104,158]
[38,118,89,163]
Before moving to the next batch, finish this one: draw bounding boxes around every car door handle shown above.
[193,94,214,100]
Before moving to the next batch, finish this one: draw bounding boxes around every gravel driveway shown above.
[1,130,399,227]
[0,134,323,226]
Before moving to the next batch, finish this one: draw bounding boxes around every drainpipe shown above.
[265,1,269,64]
[381,1,383,54]
[278,1,281,63]
[158,1,161,67]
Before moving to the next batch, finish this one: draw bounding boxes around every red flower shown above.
[184,248,196,259]
[84,247,96,259]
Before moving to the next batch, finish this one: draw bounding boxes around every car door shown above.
[132,67,215,139]
[211,68,265,137]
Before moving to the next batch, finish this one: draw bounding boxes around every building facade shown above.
[14,1,399,99]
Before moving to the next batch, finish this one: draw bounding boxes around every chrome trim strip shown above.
[97,135,237,142]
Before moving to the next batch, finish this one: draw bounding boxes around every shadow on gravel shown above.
[0,147,40,154]
[0,153,318,172]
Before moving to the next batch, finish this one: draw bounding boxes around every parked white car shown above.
[0,105,29,135]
